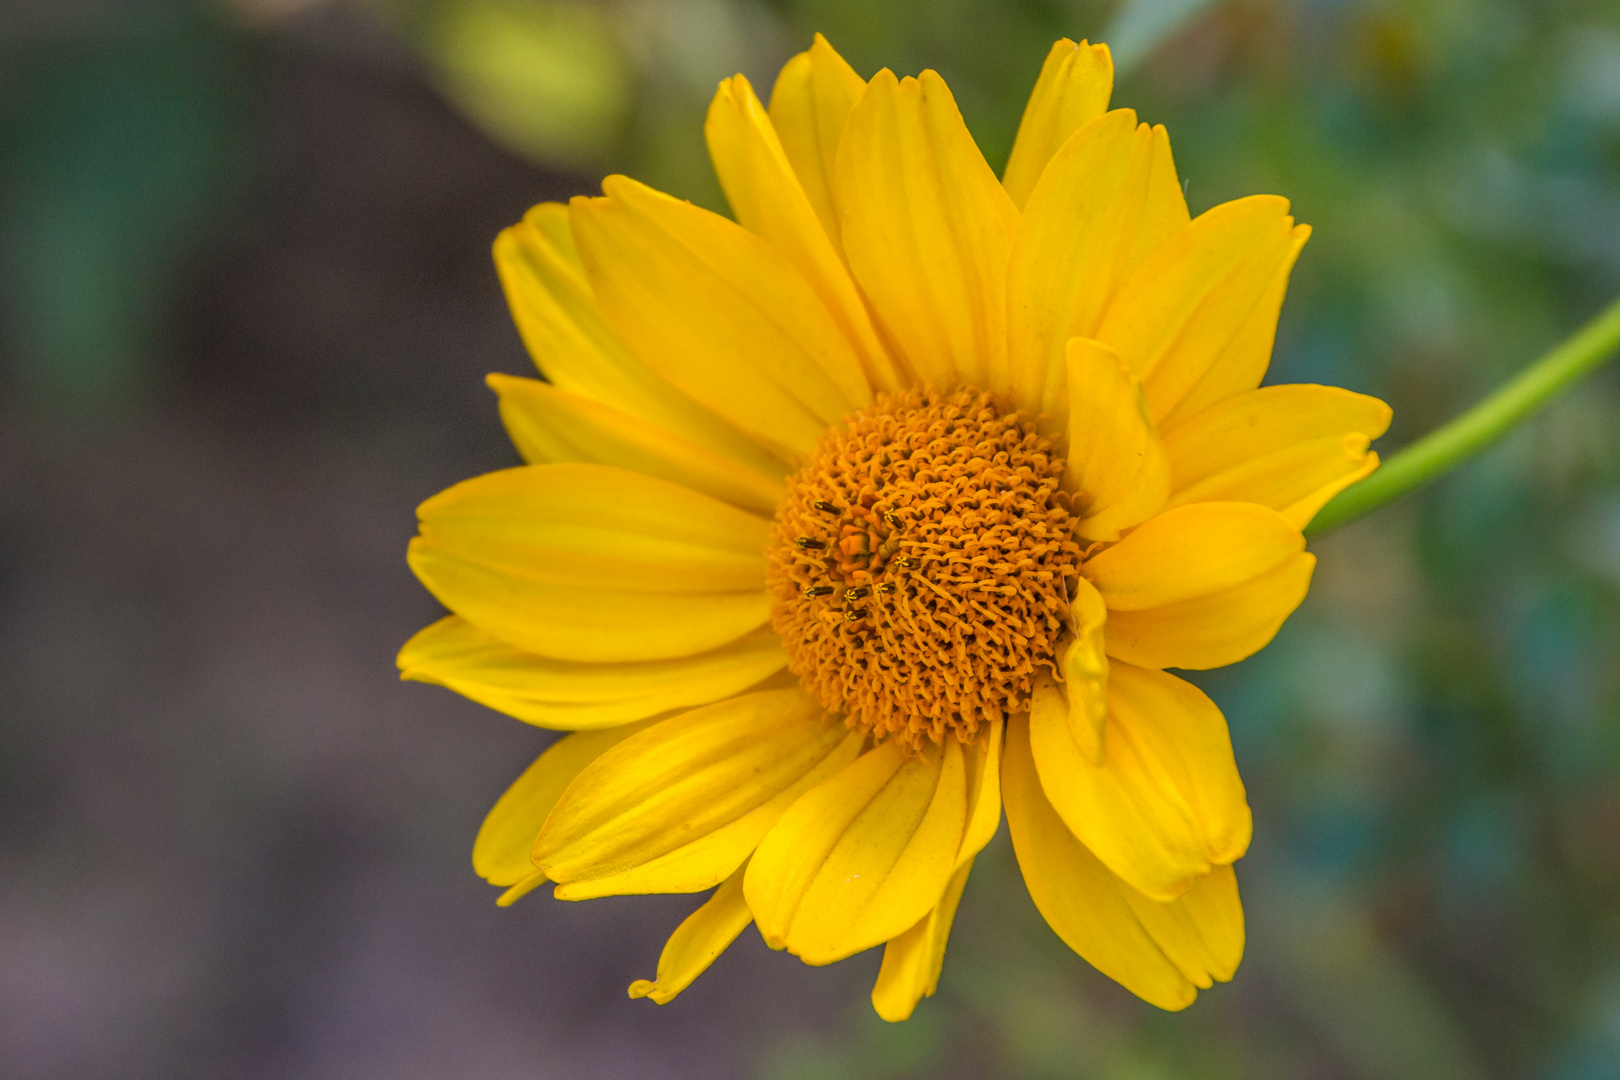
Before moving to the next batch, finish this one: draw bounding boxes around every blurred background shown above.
[2,0,1619,1076]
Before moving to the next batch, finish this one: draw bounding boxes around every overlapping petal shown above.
[1097,195,1309,427]
[533,688,863,899]
[766,33,867,256]
[1001,38,1114,209]
[407,463,771,662]
[870,860,973,1022]
[493,203,782,477]
[1063,337,1171,541]
[489,373,786,516]
[1104,553,1316,670]
[1056,577,1110,763]
[837,68,1020,391]
[1083,501,1304,612]
[398,617,787,730]
[1163,384,1392,527]
[570,176,871,458]
[1008,110,1187,422]
[628,864,755,1004]
[1005,714,1245,1010]
[472,719,656,904]
[706,74,900,393]
[747,721,1002,966]
[1028,662,1250,901]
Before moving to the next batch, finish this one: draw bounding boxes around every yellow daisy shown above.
[398,35,1391,1020]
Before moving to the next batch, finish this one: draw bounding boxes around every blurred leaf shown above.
[423,0,632,167]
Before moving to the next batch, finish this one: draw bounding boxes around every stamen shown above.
[803,585,834,598]
[794,536,826,550]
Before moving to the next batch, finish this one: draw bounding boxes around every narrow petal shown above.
[494,204,781,477]
[870,859,973,1022]
[1063,337,1170,541]
[1057,577,1109,764]
[767,33,867,255]
[398,617,786,730]
[571,176,871,459]
[472,720,655,889]
[489,373,786,516]
[408,463,770,662]
[1029,662,1250,900]
[1082,501,1303,612]
[1000,39,1114,210]
[1097,196,1307,426]
[837,68,1020,391]
[706,74,901,393]
[747,738,968,965]
[957,716,1004,871]
[534,689,863,899]
[1104,553,1315,670]
[1004,714,1244,1009]
[1007,112,1187,422]
[628,864,753,1004]
[1162,384,1392,526]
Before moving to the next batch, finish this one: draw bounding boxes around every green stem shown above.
[1306,295,1620,538]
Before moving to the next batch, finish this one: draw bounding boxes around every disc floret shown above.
[766,388,1082,749]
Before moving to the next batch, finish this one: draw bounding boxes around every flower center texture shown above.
[766,387,1083,749]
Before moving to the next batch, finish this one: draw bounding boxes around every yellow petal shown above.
[957,715,1004,871]
[1000,39,1114,210]
[1281,449,1379,529]
[570,176,870,460]
[1057,576,1109,763]
[1029,662,1249,900]
[1082,501,1303,612]
[1008,112,1188,423]
[767,34,867,256]
[472,720,655,888]
[837,68,1020,392]
[1160,226,1313,431]
[870,859,973,1022]
[746,738,968,965]
[524,201,581,270]
[493,205,780,477]
[1129,862,1245,987]
[1063,337,1171,541]
[1097,195,1307,426]
[408,463,770,662]
[398,617,786,730]
[628,863,753,1004]
[1004,714,1244,1009]
[1104,553,1315,670]
[489,373,787,516]
[1162,383,1392,525]
[534,688,863,899]
[706,74,901,393]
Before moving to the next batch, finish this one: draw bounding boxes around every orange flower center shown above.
[766,388,1082,749]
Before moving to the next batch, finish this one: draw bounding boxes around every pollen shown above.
[766,388,1082,749]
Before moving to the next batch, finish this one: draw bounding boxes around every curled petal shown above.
[1028,662,1250,901]
[1004,714,1245,1009]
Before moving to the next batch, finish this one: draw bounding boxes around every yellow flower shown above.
[398,35,1391,1019]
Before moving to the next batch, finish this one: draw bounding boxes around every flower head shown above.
[399,35,1391,1019]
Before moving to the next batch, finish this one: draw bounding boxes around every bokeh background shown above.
[3,0,1620,1076]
